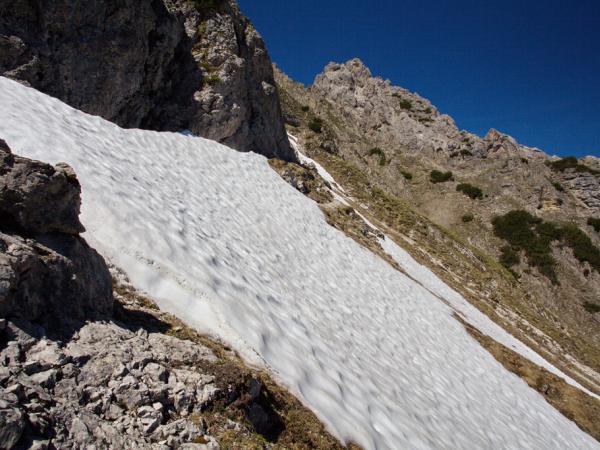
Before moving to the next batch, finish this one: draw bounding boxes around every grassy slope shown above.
[274,72,600,395]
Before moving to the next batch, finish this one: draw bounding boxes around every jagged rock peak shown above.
[484,128,521,154]
[319,58,373,79]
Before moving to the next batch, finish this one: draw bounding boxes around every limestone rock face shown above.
[559,170,600,211]
[0,232,113,327]
[0,141,83,235]
[309,59,542,162]
[0,0,293,160]
[0,320,220,449]
[310,59,465,159]
[0,140,113,328]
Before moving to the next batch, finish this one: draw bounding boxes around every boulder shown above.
[0,142,83,235]
[0,140,112,327]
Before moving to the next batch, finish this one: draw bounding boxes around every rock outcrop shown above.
[0,139,83,235]
[0,0,294,160]
[0,140,113,328]
[0,319,221,449]
[0,141,345,449]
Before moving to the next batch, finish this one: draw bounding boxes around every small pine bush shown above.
[584,302,600,313]
[204,74,221,85]
[400,170,413,181]
[548,157,600,175]
[308,117,323,133]
[392,93,413,110]
[456,183,483,199]
[492,210,600,284]
[461,213,474,223]
[301,105,310,112]
[367,147,387,166]
[588,217,600,233]
[499,246,520,268]
[552,182,565,192]
[561,224,600,273]
[430,170,453,183]
[492,210,558,284]
[399,99,412,110]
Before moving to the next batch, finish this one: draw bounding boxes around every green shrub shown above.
[367,147,387,166]
[456,183,483,199]
[430,170,453,183]
[561,224,600,273]
[548,157,600,175]
[588,217,600,233]
[392,93,413,110]
[399,99,412,110]
[461,213,474,223]
[189,0,222,13]
[499,246,520,268]
[492,210,559,283]
[400,170,413,181]
[584,302,600,313]
[521,158,529,164]
[552,182,565,192]
[203,74,221,85]
[424,107,432,114]
[492,210,600,284]
[308,117,323,133]
[301,105,310,112]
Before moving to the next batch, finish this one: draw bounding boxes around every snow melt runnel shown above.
[1,77,598,450]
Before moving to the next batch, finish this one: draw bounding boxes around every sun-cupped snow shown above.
[378,235,600,399]
[290,133,600,400]
[1,77,598,450]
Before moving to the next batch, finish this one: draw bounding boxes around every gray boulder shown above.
[0,140,112,327]
[0,141,83,235]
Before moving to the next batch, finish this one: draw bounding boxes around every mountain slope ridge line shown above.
[1,77,598,449]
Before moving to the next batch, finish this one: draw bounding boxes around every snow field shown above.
[1,77,598,450]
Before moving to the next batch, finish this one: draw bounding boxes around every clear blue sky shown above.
[238,0,600,157]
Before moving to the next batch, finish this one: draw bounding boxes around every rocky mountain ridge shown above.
[275,59,600,397]
[0,0,294,160]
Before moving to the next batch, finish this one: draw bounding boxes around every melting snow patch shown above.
[1,77,598,450]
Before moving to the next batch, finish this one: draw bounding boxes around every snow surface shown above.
[290,134,599,399]
[378,236,600,399]
[1,77,598,450]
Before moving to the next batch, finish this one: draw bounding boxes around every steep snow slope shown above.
[291,136,598,399]
[1,77,598,450]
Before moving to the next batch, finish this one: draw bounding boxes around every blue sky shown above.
[238,0,600,157]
